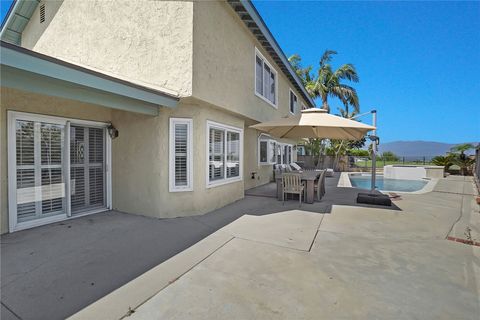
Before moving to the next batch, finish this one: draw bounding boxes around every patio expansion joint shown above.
[1,301,22,320]
[230,236,313,253]
[445,194,465,241]
[308,214,326,252]
[122,236,235,319]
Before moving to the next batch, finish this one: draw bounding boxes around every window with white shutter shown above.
[169,118,193,192]
[207,121,243,187]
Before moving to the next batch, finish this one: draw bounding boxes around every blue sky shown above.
[1,1,479,143]
[253,0,479,143]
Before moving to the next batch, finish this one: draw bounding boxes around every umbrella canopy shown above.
[250,108,375,140]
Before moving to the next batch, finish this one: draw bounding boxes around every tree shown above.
[452,156,475,176]
[348,149,369,157]
[289,50,360,114]
[431,155,454,172]
[313,50,360,113]
[288,54,316,96]
[379,151,399,162]
[450,143,475,160]
[449,144,475,175]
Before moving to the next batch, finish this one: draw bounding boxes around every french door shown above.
[8,112,111,232]
[276,143,293,165]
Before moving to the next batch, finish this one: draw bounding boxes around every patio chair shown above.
[282,173,304,206]
[314,170,326,201]
[290,162,302,171]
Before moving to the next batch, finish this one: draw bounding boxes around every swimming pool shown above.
[349,174,428,192]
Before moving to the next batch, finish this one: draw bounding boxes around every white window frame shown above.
[7,111,112,232]
[206,120,243,188]
[289,89,298,115]
[258,135,277,165]
[169,118,193,192]
[254,47,278,108]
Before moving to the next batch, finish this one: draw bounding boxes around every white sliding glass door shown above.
[8,112,111,232]
[70,126,106,214]
[14,119,66,224]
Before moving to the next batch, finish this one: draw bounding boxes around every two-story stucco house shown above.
[0,0,316,233]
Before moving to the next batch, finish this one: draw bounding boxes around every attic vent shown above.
[40,4,45,23]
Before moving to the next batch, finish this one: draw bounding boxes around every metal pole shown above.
[371,110,377,192]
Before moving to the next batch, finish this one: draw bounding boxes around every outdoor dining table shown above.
[275,170,322,204]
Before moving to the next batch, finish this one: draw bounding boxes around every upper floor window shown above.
[255,48,277,107]
[169,118,193,192]
[289,89,298,114]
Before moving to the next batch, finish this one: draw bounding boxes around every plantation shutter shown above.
[70,126,105,213]
[16,120,36,222]
[169,119,192,191]
[88,127,105,206]
[209,128,224,181]
[174,123,188,187]
[40,123,65,215]
[15,120,65,223]
[227,132,240,178]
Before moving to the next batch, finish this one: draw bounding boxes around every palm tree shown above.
[431,155,454,172]
[288,54,316,97]
[289,50,360,114]
[450,143,475,160]
[313,50,360,113]
[449,144,475,175]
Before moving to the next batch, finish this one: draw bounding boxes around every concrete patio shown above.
[1,175,479,319]
[70,175,479,320]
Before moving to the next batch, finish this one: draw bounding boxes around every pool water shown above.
[349,174,428,192]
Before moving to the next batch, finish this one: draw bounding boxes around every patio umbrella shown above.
[250,108,375,140]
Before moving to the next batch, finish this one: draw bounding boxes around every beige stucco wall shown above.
[22,0,193,96]
[0,87,113,234]
[111,97,244,219]
[192,0,309,123]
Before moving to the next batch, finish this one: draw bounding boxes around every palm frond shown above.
[319,50,338,67]
[333,64,359,82]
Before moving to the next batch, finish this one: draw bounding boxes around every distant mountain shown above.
[377,141,478,158]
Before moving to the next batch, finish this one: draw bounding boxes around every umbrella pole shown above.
[371,110,377,192]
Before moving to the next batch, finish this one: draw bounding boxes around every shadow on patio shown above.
[1,173,400,320]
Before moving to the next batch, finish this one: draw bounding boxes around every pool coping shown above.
[337,172,439,194]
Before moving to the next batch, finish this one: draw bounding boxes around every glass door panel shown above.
[70,126,106,214]
[15,120,66,223]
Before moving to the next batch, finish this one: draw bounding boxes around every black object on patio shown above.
[356,192,392,206]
